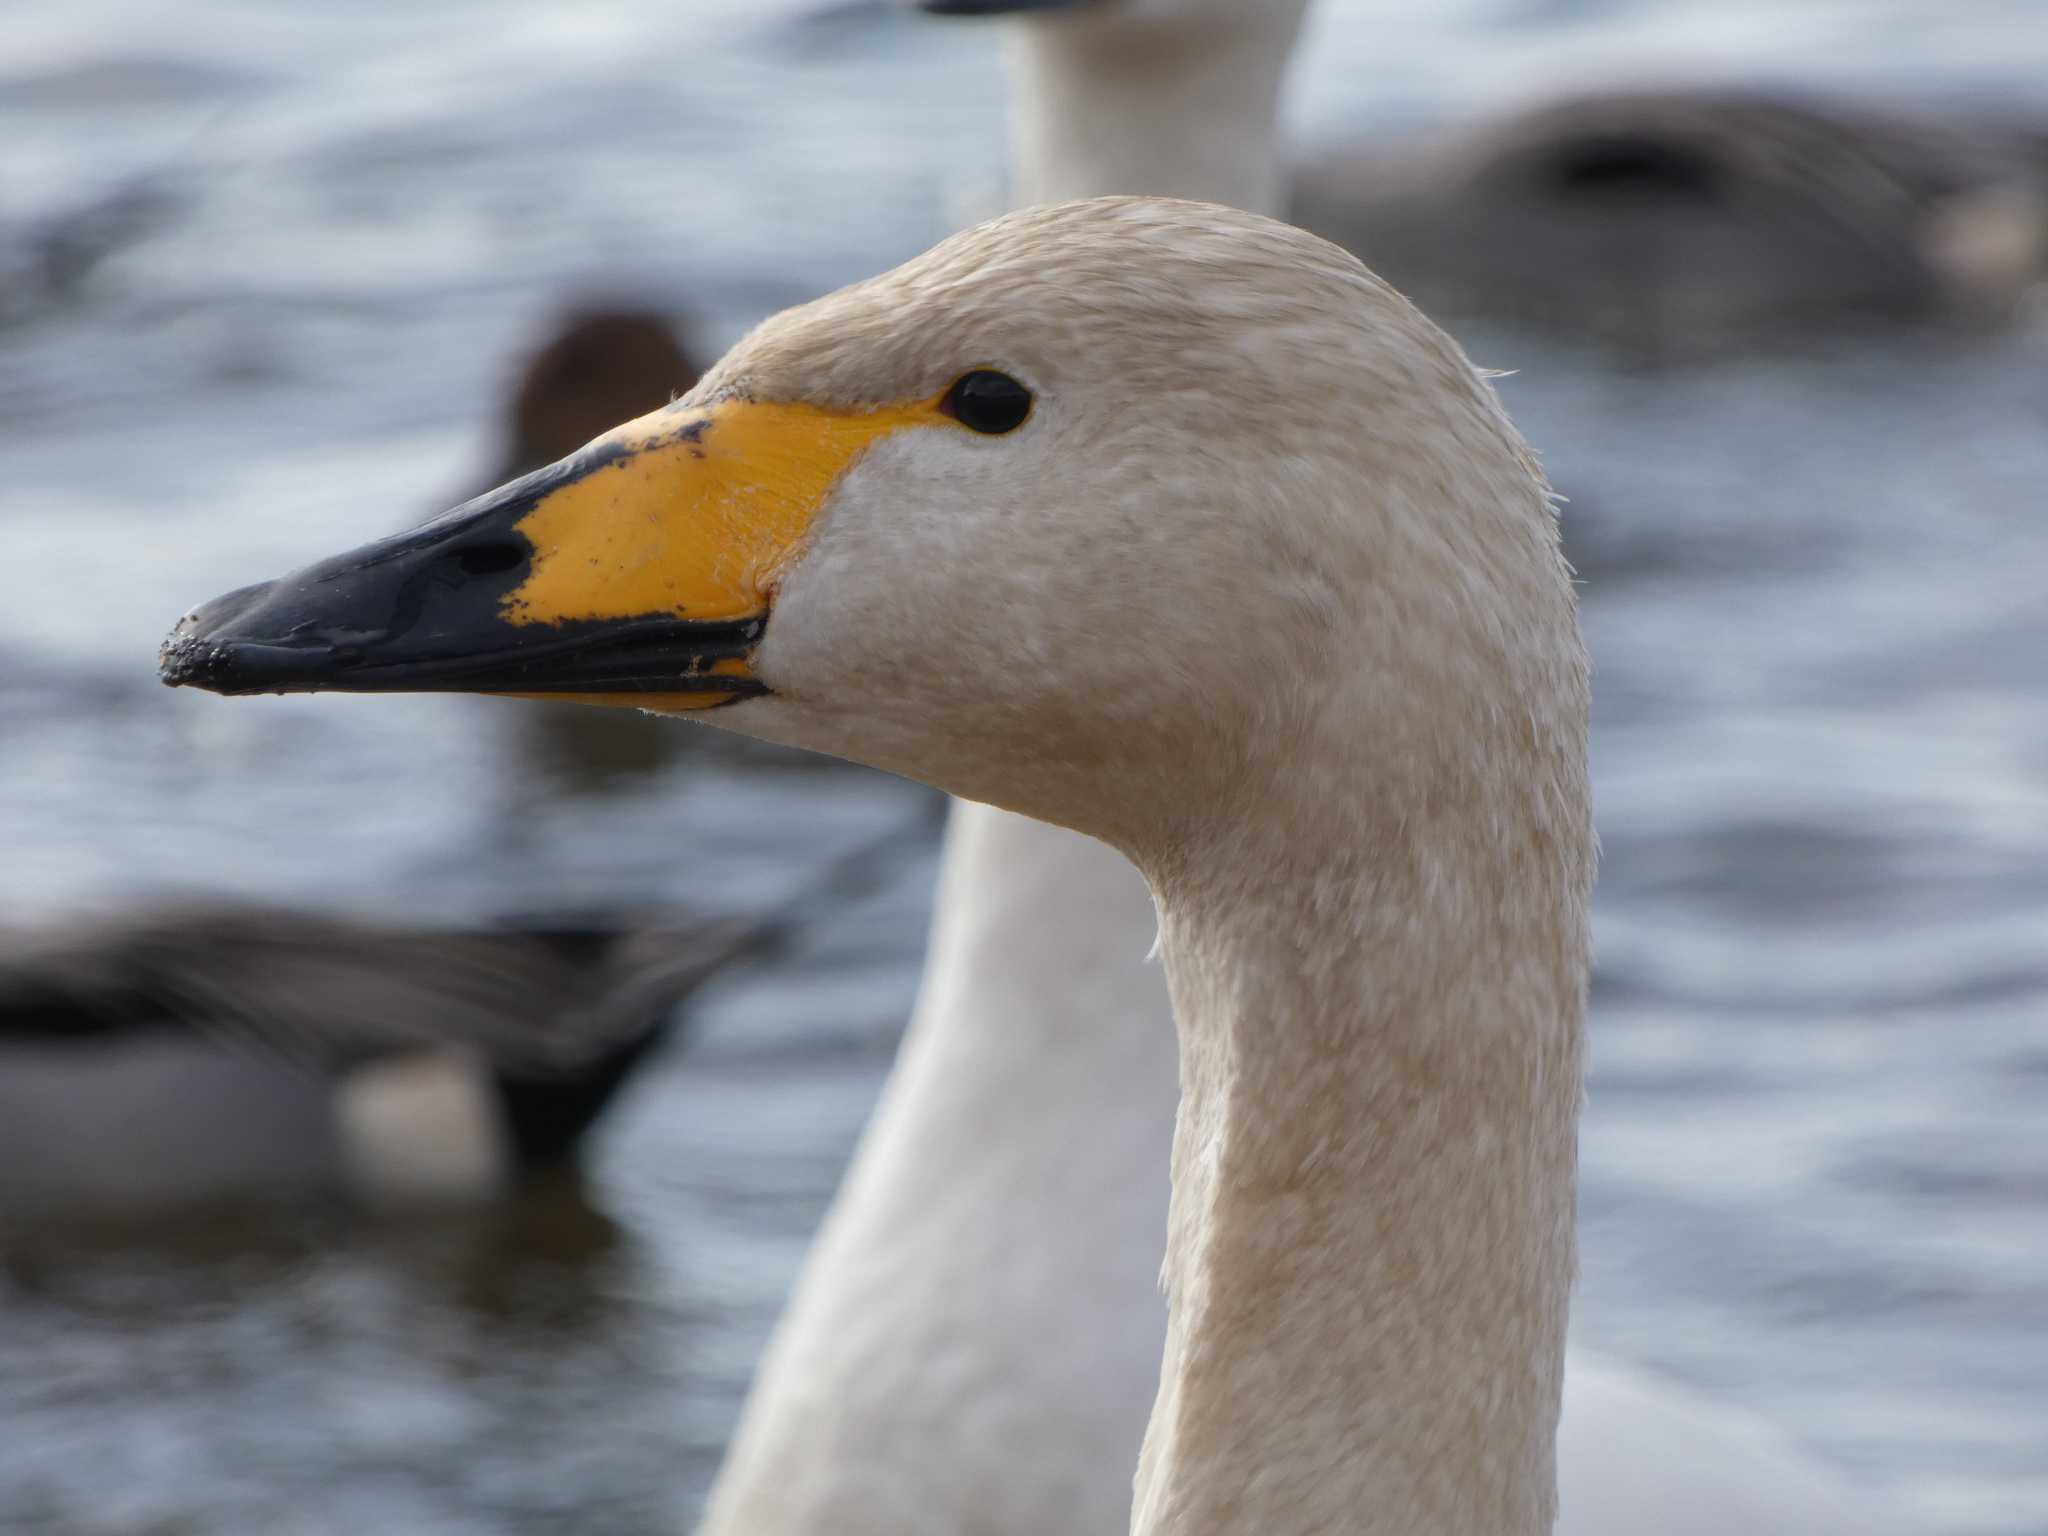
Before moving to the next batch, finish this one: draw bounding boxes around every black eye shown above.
[941,369,1033,435]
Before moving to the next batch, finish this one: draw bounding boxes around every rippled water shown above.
[2,2,2045,1532]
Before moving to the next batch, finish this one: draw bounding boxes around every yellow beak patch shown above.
[504,396,937,630]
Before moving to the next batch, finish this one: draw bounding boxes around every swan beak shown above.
[159,398,928,712]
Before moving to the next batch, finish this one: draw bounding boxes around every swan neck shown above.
[1134,819,1583,1536]
[1004,12,1302,216]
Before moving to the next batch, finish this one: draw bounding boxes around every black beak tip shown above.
[157,580,337,696]
[157,631,284,695]
[160,585,245,692]
[157,627,213,690]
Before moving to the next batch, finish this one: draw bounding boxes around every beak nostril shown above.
[454,541,529,578]
[422,539,529,591]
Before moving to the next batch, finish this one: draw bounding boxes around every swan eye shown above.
[941,370,1033,435]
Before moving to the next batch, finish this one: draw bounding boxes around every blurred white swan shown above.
[1293,87,2047,353]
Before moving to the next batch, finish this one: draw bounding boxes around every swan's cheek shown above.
[757,430,1045,692]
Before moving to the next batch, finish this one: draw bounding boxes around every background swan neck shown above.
[1004,7,1306,215]
[697,808,1179,1535]
[1133,808,1585,1536]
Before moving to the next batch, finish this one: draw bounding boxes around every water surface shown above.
[2,2,2045,1531]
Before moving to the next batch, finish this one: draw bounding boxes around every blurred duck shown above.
[0,905,754,1220]
[1292,88,2048,355]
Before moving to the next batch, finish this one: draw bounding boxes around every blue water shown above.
[2,2,2045,1531]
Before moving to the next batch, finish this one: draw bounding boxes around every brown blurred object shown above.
[481,306,708,794]
[488,307,700,484]
[1292,89,2048,359]
[477,306,838,791]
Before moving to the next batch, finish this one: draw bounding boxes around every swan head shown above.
[163,198,1582,859]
